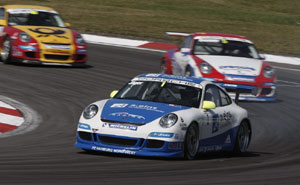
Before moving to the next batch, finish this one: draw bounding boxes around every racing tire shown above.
[160,59,167,74]
[233,121,251,154]
[184,122,200,160]
[185,67,192,77]
[1,37,12,64]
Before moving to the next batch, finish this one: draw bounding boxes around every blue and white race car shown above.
[75,74,252,159]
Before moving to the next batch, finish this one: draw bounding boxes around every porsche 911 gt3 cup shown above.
[161,32,276,101]
[75,74,252,159]
[0,5,87,66]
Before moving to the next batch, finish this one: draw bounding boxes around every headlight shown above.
[159,113,178,128]
[19,32,31,42]
[263,66,274,78]
[200,62,212,74]
[76,34,85,45]
[83,104,98,119]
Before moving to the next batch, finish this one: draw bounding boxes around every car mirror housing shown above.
[180,48,191,55]
[65,22,71,28]
[259,53,265,60]
[202,101,216,110]
[0,20,7,26]
[110,90,118,98]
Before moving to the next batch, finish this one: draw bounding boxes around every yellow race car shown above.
[0,5,87,66]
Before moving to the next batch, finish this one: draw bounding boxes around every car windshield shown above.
[193,39,260,59]
[114,81,202,108]
[8,10,65,27]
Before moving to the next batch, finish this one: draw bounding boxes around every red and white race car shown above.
[160,32,276,101]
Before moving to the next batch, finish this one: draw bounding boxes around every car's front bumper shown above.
[75,131,184,158]
[11,44,87,65]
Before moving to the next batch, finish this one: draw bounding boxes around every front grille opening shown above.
[44,54,69,61]
[98,136,138,147]
[25,52,36,58]
[261,88,272,95]
[75,54,86,61]
[78,131,92,141]
[146,139,165,148]
[225,88,252,94]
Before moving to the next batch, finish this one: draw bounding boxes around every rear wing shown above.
[165,32,190,39]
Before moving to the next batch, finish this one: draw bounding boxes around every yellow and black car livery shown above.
[0,5,87,66]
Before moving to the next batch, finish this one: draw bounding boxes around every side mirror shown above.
[110,90,118,98]
[202,101,216,110]
[0,19,7,26]
[65,22,71,28]
[180,48,191,55]
[259,53,265,60]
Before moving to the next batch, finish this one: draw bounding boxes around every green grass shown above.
[2,0,300,55]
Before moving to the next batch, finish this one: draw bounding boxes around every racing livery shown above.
[75,74,252,159]
[161,32,276,101]
[0,5,87,66]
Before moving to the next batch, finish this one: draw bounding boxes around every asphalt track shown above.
[1,43,300,185]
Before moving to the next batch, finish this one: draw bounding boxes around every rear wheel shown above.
[233,121,251,154]
[184,123,199,160]
[1,37,12,64]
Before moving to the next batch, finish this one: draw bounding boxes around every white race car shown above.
[75,74,252,159]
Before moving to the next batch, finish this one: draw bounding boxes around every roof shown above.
[2,5,55,11]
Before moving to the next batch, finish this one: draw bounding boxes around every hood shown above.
[14,26,73,44]
[197,55,262,76]
[101,99,190,124]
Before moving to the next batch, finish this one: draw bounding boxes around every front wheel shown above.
[233,121,251,154]
[1,37,12,64]
[184,123,199,160]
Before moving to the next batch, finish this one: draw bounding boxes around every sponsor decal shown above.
[110,103,128,108]
[134,77,202,88]
[77,49,87,53]
[149,132,174,138]
[78,123,91,130]
[220,66,256,71]
[7,9,57,14]
[29,28,68,39]
[225,135,231,144]
[145,73,161,77]
[212,112,232,133]
[225,76,255,82]
[199,145,223,152]
[91,146,136,155]
[18,45,37,51]
[109,112,145,120]
[44,44,70,49]
[106,123,138,131]
[194,36,252,44]
[128,104,164,113]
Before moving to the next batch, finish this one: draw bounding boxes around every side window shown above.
[180,35,193,48]
[204,85,221,107]
[0,8,4,20]
[218,88,232,106]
